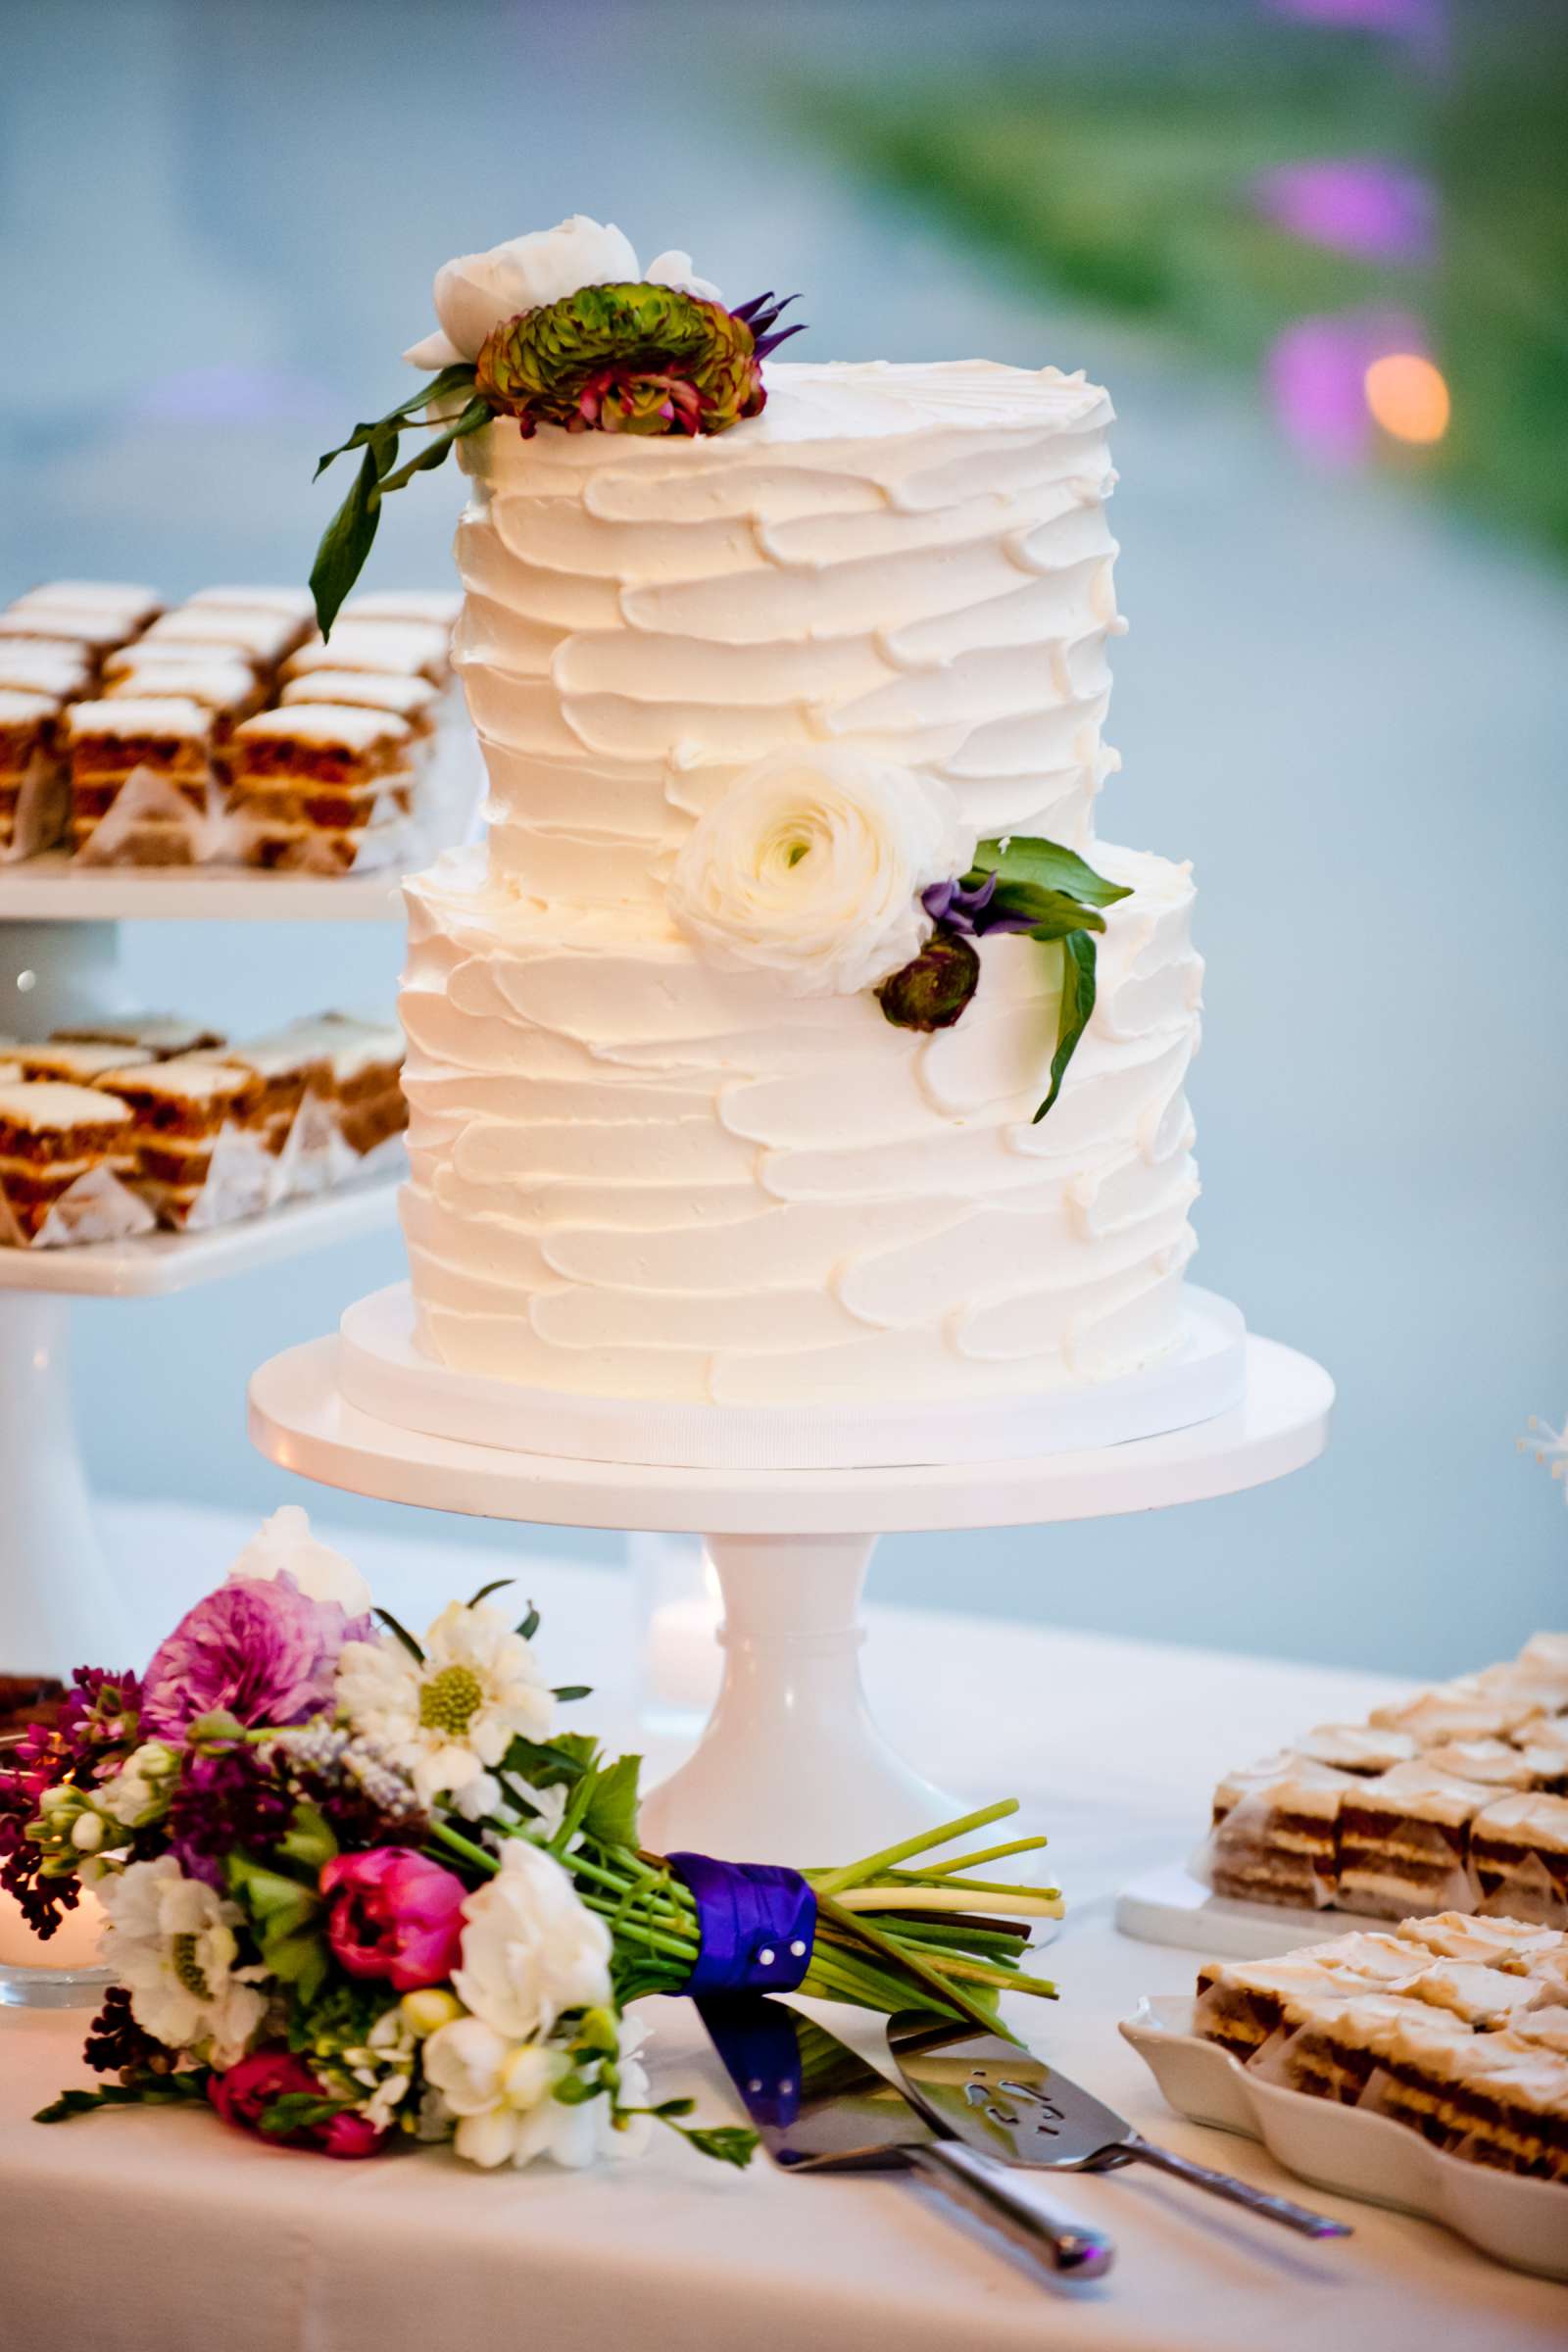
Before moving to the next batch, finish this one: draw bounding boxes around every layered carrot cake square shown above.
[182,585,315,628]
[64,697,216,859]
[279,666,440,749]
[97,1056,252,1226]
[1209,1754,1354,1907]
[1370,1675,1549,1746]
[0,642,93,701]
[218,1029,336,1153]
[1378,2022,1568,2177]
[281,618,451,688]
[0,1080,135,1242]
[0,688,66,858]
[1396,1911,1568,1972]
[229,705,414,869]
[1336,1761,1492,1918]
[17,1041,156,1086]
[0,606,139,660]
[52,1014,226,1060]
[281,1012,407,1154]
[1297,1723,1420,1776]
[102,652,264,740]
[8,581,162,629]
[1469,1792,1568,1921]
[341,588,461,628]
[136,607,304,678]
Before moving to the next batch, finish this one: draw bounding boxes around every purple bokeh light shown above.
[1264,0,1448,69]
[133,364,336,427]
[1253,159,1436,265]
[1266,308,1430,464]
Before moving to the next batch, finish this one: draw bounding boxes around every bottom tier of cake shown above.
[398,840,1202,1407]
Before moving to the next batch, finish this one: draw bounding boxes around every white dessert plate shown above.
[1121,1994,1568,2279]
[337,1280,1247,1471]
[1116,1860,1393,1959]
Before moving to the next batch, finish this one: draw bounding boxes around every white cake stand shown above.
[248,1305,1333,1868]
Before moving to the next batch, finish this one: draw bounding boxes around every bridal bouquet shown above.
[1,1512,1060,2175]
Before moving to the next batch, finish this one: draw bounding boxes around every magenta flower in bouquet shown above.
[10,1512,1061,2179]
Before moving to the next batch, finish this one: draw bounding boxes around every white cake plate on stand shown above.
[248,1288,1333,1870]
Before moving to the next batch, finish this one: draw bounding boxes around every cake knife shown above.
[700,1995,1114,2279]
[886,2009,1351,2240]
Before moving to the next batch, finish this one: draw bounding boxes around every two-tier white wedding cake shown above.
[370,228,1202,1419]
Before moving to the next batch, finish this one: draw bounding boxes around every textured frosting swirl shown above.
[452,361,1123,901]
[401,359,1203,1405]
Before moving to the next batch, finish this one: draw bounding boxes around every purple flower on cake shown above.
[921,870,1042,938]
[140,1576,354,1740]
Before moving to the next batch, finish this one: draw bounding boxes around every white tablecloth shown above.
[2,1501,1562,2351]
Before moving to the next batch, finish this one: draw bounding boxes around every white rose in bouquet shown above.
[667,747,975,998]
[453,1839,612,2042]
[225,1504,371,1619]
[404,214,641,368]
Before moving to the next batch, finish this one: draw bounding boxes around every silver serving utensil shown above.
[888,2010,1351,2242]
[700,1996,1114,2279]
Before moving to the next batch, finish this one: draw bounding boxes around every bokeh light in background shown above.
[1365,350,1451,443]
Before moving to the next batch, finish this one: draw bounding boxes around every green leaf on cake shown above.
[970,836,1133,910]
[1033,928,1099,1125]
[309,366,484,638]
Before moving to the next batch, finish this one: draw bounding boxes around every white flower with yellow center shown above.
[334,1600,553,1818]
[668,747,975,998]
[98,1856,267,2067]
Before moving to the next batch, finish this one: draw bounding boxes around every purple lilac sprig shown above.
[0,1668,142,1937]
[166,1745,296,1890]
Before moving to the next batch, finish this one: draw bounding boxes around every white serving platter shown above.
[0,1175,399,1297]
[1121,1994,1568,2280]
[1116,1860,1391,1958]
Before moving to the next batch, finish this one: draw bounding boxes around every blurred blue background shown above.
[2,0,1564,1674]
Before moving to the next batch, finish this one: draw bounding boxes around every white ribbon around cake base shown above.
[337,1282,1247,1471]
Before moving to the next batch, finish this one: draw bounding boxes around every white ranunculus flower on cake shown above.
[667,747,976,998]
[452,1839,613,2042]
[98,1856,267,2068]
[404,216,720,370]
[334,1598,554,1818]
[225,1503,372,1619]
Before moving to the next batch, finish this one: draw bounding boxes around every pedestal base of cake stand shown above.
[248,1324,1333,1871]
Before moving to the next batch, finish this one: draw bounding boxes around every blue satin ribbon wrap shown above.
[666,1852,817,1994]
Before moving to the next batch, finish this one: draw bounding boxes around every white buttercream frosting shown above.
[399,358,1202,1406]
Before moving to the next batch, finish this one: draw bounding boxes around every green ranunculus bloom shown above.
[475,282,765,438]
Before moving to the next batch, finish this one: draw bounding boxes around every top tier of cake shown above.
[453,360,1121,906]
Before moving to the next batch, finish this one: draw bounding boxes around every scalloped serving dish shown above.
[1120,1995,1568,2280]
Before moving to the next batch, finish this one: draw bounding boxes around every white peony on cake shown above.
[324,222,1204,1429]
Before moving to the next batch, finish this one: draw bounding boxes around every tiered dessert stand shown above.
[0,723,482,1677]
[248,1283,1334,1866]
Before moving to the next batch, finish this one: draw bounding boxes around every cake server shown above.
[700,1996,1114,2279]
[887,2010,1351,2241]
